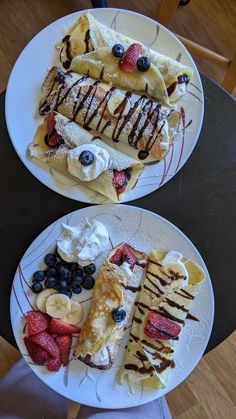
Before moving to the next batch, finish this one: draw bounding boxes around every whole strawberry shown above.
[119,43,142,73]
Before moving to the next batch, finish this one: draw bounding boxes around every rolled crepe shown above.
[28,112,144,202]
[39,67,180,160]
[118,249,205,389]
[74,243,146,369]
[58,12,193,104]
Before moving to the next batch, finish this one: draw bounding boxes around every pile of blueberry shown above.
[31,251,96,296]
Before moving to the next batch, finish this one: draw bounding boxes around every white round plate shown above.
[6,8,204,204]
[10,205,214,408]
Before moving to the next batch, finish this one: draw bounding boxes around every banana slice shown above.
[36,288,57,313]
[62,300,84,325]
[46,293,71,318]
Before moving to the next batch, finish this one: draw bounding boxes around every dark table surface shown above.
[0,75,235,353]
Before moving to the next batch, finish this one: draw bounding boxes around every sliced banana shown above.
[46,293,71,318]
[36,288,57,313]
[62,300,84,325]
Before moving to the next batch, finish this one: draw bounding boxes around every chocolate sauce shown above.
[186,313,199,321]
[141,339,174,354]
[138,150,149,160]
[121,284,141,293]
[138,306,145,315]
[99,66,104,80]
[133,316,142,324]
[101,121,111,133]
[159,308,184,324]
[84,29,91,53]
[167,82,177,97]
[146,270,170,287]
[146,274,164,294]
[176,289,194,300]
[135,350,148,363]
[144,284,160,299]
[154,359,174,373]
[113,96,129,116]
[130,333,140,343]
[165,298,188,312]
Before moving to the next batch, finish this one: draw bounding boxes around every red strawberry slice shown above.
[48,318,80,336]
[45,113,64,148]
[123,244,138,270]
[119,43,142,72]
[113,170,127,194]
[47,113,56,134]
[145,312,181,340]
[24,336,49,365]
[56,335,72,367]
[110,248,123,266]
[30,331,60,359]
[25,311,50,336]
[47,356,61,372]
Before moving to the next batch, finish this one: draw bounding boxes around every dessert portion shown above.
[74,243,146,369]
[39,68,180,160]
[118,249,205,389]
[28,112,144,202]
[58,12,193,104]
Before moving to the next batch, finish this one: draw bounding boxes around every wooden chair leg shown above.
[222,52,236,93]
[157,0,180,26]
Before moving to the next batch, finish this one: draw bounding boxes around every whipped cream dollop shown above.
[162,250,189,286]
[169,82,186,102]
[67,144,110,181]
[57,219,109,266]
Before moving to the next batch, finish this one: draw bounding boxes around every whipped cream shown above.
[119,261,132,278]
[67,144,110,181]
[57,219,109,266]
[162,251,189,286]
[169,82,186,102]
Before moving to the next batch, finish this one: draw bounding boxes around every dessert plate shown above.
[5,8,204,204]
[10,205,214,408]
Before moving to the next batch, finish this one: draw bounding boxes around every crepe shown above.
[118,249,205,389]
[28,112,144,202]
[58,12,193,104]
[74,243,146,369]
[39,67,180,161]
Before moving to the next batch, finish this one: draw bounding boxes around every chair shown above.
[157,0,236,93]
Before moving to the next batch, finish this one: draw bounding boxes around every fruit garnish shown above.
[82,275,95,290]
[112,44,125,58]
[144,312,181,340]
[48,318,81,335]
[119,43,142,73]
[110,248,123,266]
[31,282,43,294]
[112,307,126,322]
[36,288,57,313]
[83,263,96,275]
[79,150,94,166]
[33,270,46,283]
[177,73,190,84]
[47,356,61,372]
[24,337,49,365]
[137,56,151,72]
[44,253,57,267]
[25,311,50,336]
[29,331,60,359]
[123,244,138,270]
[45,293,71,318]
[55,335,72,367]
[45,115,65,148]
[62,301,84,325]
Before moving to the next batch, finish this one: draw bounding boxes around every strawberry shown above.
[48,318,80,336]
[119,43,142,72]
[56,335,72,367]
[113,170,127,194]
[47,356,61,372]
[45,113,64,148]
[110,248,123,266]
[47,113,56,134]
[25,311,50,336]
[24,336,49,365]
[145,312,181,340]
[123,244,138,270]
[30,331,60,359]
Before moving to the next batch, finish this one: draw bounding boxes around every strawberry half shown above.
[47,356,62,372]
[45,113,64,148]
[145,312,181,340]
[30,331,60,359]
[48,318,80,336]
[25,311,50,336]
[110,248,123,266]
[56,335,72,367]
[123,244,138,270]
[24,336,49,365]
[119,43,142,73]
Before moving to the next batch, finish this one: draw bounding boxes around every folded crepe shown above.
[118,249,205,389]
[58,12,193,104]
[28,112,144,202]
[74,243,146,369]
[39,67,180,161]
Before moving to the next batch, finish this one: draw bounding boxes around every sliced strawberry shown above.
[47,113,56,133]
[56,335,72,367]
[113,170,127,194]
[48,318,80,336]
[119,43,142,73]
[25,311,50,336]
[110,248,123,266]
[45,113,64,148]
[47,356,61,372]
[123,244,138,270]
[24,336,49,365]
[144,312,181,340]
[30,331,60,359]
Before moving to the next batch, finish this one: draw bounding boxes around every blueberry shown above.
[112,307,126,322]
[33,270,45,282]
[72,285,82,294]
[44,253,57,267]
[45,276,57,288]
[57,265,70,279]
[79,150,94,166]
[83,263,96,275]
[137,56,151,72]
[82,275,95,290]
[56,260,68,269]
[72,276,83,287]
[61,289,72,298]
[69,262,79,272]
[112,44,125,58]
[177,73,190,84]
[31,282,43,294]
[46,266,57,277]
[58,279,68,290]
[71,268,83,279]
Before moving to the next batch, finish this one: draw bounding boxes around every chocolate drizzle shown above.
[144,284,161,298]
[133,316,142,324]
[165,297,188,312]
[84,29,91,53]
[121,284,141,293]
[176,289,195,300]
[186,313,199,321]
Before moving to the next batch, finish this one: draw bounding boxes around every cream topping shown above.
[67,144,109,181]
[162,251,189,286]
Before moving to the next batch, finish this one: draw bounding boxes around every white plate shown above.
[10,205,214,408]
[5,8,204,204]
